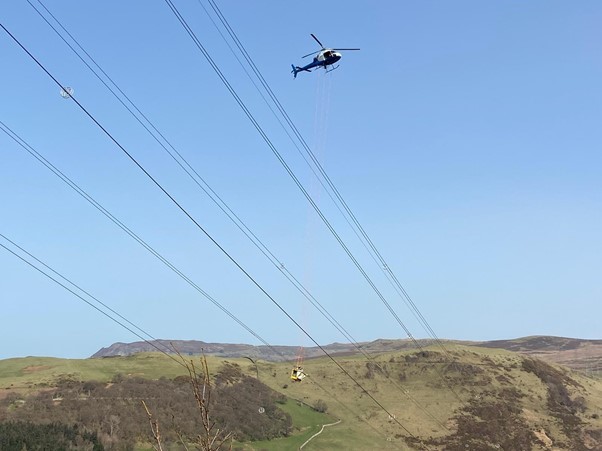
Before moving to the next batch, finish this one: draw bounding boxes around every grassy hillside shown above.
[1,345,601,450]
[0,353,190,390]
[91,336,602,375]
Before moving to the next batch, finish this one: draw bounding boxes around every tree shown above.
[144,353,233,451]
[313,399,328,413]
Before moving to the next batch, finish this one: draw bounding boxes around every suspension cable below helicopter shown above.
[164,0,463,405]
[292,70,333,383]
[203,0,455,366]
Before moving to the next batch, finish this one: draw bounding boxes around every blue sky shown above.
[1,1,600,359]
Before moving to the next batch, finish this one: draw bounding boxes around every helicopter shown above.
[291,34,359,78]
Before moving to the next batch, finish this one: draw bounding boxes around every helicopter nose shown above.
[333,52,342,61]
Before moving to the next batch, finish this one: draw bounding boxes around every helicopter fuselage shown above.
[315,49,342,65]
[292,49,342,77]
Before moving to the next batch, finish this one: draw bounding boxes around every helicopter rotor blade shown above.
[332,48,361,51]
[302,50,320,58]
[310,33,324,48]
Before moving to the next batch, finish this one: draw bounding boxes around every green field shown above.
[232,399,337,451]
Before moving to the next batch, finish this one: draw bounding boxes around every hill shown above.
[92,335,602,374]
[478,336,602,374]
[1,344,601,450]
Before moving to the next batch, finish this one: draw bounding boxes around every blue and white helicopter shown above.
[291,34,359,78]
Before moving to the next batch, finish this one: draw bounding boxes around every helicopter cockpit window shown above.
[323,51,332,58]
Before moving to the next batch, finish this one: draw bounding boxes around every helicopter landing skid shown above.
[325,64,340,74]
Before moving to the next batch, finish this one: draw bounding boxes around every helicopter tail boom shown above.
[291,64,310,78]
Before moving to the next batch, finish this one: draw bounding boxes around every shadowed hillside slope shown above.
[263,346,602,450]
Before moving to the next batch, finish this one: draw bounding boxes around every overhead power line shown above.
[0,119,272,351]
[0,233,183,368]
[21,0,450,428]
[162,0,463,404]
[17,1,449,431]
[0,233,389,442]
[2,112,447,434]
[0,21,420,440]
[25,0,361,356]
[161,0,421,349]
[28,0,431,402]
[25,0,382,391]
[203,0,450,359]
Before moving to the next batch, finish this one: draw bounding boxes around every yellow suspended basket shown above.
[290,366,307,382]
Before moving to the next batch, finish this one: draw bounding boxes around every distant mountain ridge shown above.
[478,335,602,373]
[92,336,602,373]
[91,338,427,361]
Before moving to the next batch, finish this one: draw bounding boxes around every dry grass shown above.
[1,345,601,450]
